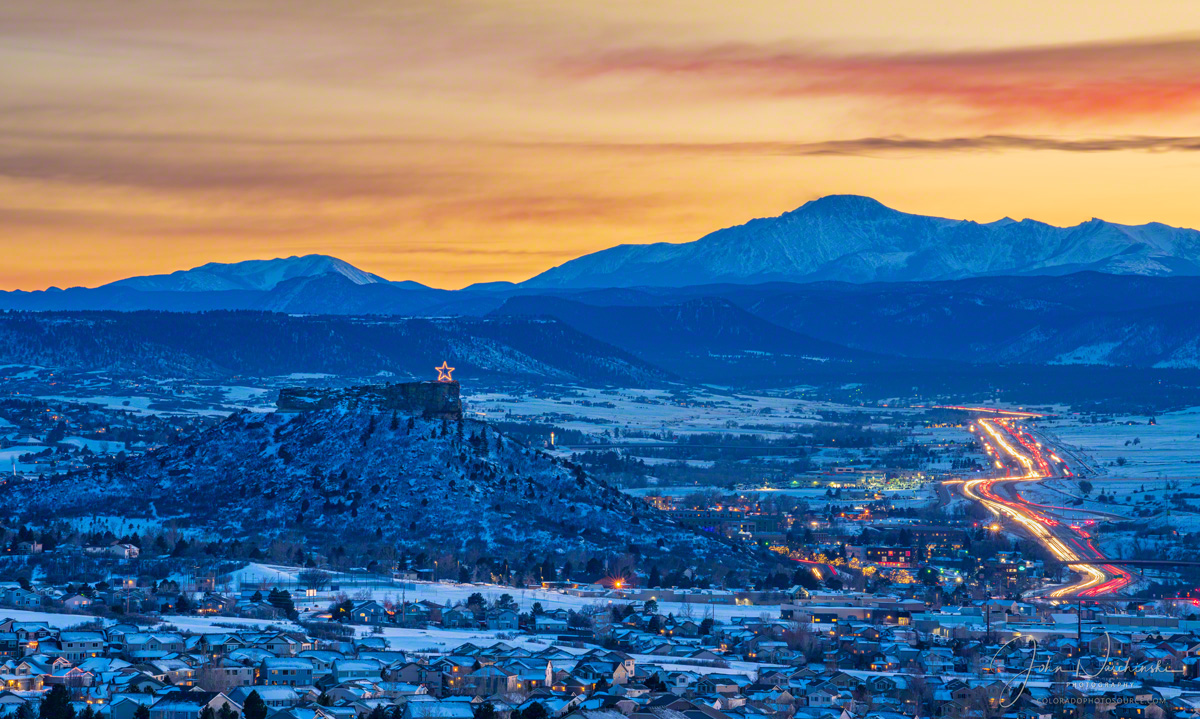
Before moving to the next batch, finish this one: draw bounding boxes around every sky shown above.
[5,1,1200,290]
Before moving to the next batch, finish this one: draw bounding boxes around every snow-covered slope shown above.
[109,255,391,292]
[10,401,757,571]
[521,195,1200,288]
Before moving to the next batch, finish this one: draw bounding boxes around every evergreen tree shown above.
[474,704,496,719]
[521,703,548,719]
[40,685,74,719]
[133,708,150,719]
[242,691,268,719]
[648,566,661,588]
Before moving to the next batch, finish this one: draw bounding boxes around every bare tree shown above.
[299,569,330,591]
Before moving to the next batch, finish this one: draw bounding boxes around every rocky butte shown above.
[276,381,462,420]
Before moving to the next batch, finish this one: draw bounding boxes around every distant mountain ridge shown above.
[0,311,667,385]
[107,254,394,292]
[492,295,889,384]
[521,195,1200,288]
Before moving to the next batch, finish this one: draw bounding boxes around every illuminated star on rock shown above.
[435,361,455,382]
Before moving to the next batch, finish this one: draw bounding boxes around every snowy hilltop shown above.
[11,397,760,575]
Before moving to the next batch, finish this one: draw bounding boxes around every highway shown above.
[958,414,1133,599]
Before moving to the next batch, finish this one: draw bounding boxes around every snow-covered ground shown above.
[465,387,912,440]
[1040,408,1200,479]
[61,436,126,454]
[0,445,50,473]
[232,564,789,624]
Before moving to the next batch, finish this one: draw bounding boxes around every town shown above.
[1,561,1199,719]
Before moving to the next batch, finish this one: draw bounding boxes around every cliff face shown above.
[277,382,462,419]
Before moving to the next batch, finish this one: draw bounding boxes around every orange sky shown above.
[4,0,1200,290]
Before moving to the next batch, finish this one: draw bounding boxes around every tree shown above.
[648,566,661,588]
[133,707,150,719]
[218,706,238,719]
[299,569,330,591]
[242,691,268,719]
[200,708,216,719]
[268,589,295,617]
[16,703,35,719]
[521,704,548,719]
[1116,456,1127,467]
[643,599,658,615]
[40,685,74,719]
[1079,480,1094,497]
[474,703,497,719]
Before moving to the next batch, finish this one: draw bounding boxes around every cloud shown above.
[0,141,457,201]
[674,134,1200,156]
[555,36,1200,123]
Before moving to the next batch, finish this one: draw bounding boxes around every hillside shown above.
[0,311,667,386]
[9,401,757,572]
[492,295,886,384]
[521,195,1200,288]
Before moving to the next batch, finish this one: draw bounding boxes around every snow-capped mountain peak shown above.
[519,195,1200,288]
[108,254,388,292]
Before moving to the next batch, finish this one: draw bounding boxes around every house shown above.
[349,602,390,626]
[401,702,474,719]
[0,692,30,717]
[458,666,520,695]
[486,609,519,631]
[261,657,315,686]
[230,686,300,708]
[203,658,256,688]
[331,659,382,683]
[534,615,568,634]
[150,692,240,719]
[396,603,432,627]
[59,631,105,662]
[61,595,93,612]
[441,607,476,629]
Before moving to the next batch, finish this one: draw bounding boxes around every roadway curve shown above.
[959,415,1133,598]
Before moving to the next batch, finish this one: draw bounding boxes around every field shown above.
[1040,407,1200,479]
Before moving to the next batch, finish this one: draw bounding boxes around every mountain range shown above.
[7,196,1200,379]
[521,195,1200,287]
